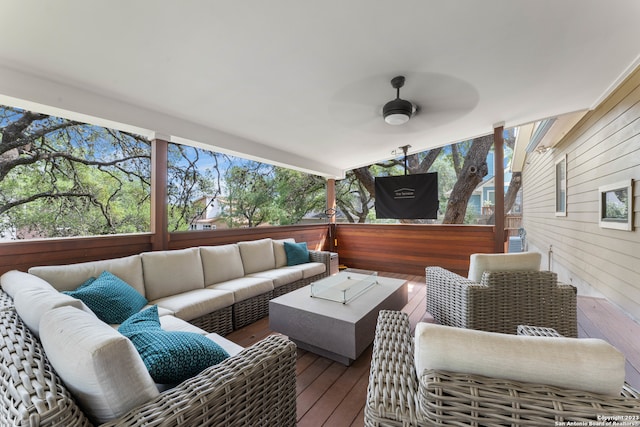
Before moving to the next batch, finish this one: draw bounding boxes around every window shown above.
[0,105,151,240]
[555,155,567,216]
[599,180,633,231]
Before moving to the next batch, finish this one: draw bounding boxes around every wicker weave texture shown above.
[364,310,426,426]
[365,309,640,427]
[426,267,578,337]
[188,306,234,336]
[103,334,298,427]
[0,307,93,427]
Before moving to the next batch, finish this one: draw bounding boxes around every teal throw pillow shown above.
[118,306,230,384]
[284,241,309,266]
[63,270,147,324]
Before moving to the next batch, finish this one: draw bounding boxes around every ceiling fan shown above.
[382,76,418,125]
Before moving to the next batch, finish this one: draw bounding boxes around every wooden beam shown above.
[493,126,505,253]
[151,138,169,251]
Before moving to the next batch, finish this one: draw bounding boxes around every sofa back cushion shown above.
[273,238,296,268]
[200,244,245,285]
[14,287,93,338]
[0,270,54,298]
[28,254,145,295]
[414,322,625,396]
[39,306,159,424]
[141,248,205,301]
[238,238,276,274]
[467,252,541,282]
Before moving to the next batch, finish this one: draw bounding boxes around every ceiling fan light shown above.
[383,98,413,125]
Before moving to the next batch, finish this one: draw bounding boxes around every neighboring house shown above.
[188,196,227,230]
[516,67,640,321]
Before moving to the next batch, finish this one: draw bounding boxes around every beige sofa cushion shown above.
[273,238,296,268]
[238,238,276,274]
[14,287,93,338]
[28,255,145,295]
[414,322,625,396]
[249,268,303,288]
[200,244,245,285]
[467,252,541,282]
[150,288,234,322]
[209,277,274,302]
[40,306,159,424]
[141,248,205,301]
[284,262,326,278]
[0,270,54,298]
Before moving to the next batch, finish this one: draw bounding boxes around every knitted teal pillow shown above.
[284,241,309,266]
[118,306,230,384]
[64,271,147,324]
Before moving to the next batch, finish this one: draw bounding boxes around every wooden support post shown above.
[151,137,169,251]
[326,178,337,251]
[494,125,505,253]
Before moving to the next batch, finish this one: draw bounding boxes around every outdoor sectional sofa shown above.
[0,237,329,426]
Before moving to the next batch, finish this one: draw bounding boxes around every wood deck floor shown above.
[225,272,640,427]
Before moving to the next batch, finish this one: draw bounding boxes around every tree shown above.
[0,106,151,238]
[167,144,224,231]
[442,134,494,223]
[272,169,325,225]
[223,162,276,227]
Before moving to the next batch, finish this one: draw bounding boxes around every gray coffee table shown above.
[269,271,407,365]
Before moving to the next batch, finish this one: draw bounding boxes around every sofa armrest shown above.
[364,310,423,426]
[419,370,640,424]
[101,335,297,427]
[309,250,331,276]
[425,266,482,328]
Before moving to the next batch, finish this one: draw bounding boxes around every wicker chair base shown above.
[232,291,274,329]
[0,307,93,427]
[189,306,234,336]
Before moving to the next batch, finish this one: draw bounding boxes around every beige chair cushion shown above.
[39,306,159,424]
[200,244,245,285]
[238,238,276,274]
[414,322,625,396]
[14,287,93,338]
[141,248,205,301]
[28,255,145,295]
[0,270,54,298]
[467,252,542,282]
[273,238,296,268]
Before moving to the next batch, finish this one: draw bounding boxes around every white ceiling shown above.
[1,1,639,178]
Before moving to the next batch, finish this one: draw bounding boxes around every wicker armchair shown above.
[426,266,578,337]
[364,310,640,426]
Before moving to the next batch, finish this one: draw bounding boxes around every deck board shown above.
[225,272,640,427]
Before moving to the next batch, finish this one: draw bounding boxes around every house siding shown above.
[523,66,640,322]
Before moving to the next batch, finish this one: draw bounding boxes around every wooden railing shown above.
[0,223,495,278]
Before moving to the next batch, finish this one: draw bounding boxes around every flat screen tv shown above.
[374,173,438,219]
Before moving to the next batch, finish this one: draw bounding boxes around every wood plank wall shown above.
[335,224,495,276]
[0,223,496,278]
[522,66,640,321]
[0,234,154,276]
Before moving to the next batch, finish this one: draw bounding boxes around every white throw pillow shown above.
[39,306,159,423]
[414,322,625,396]
[467,252,541,282]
